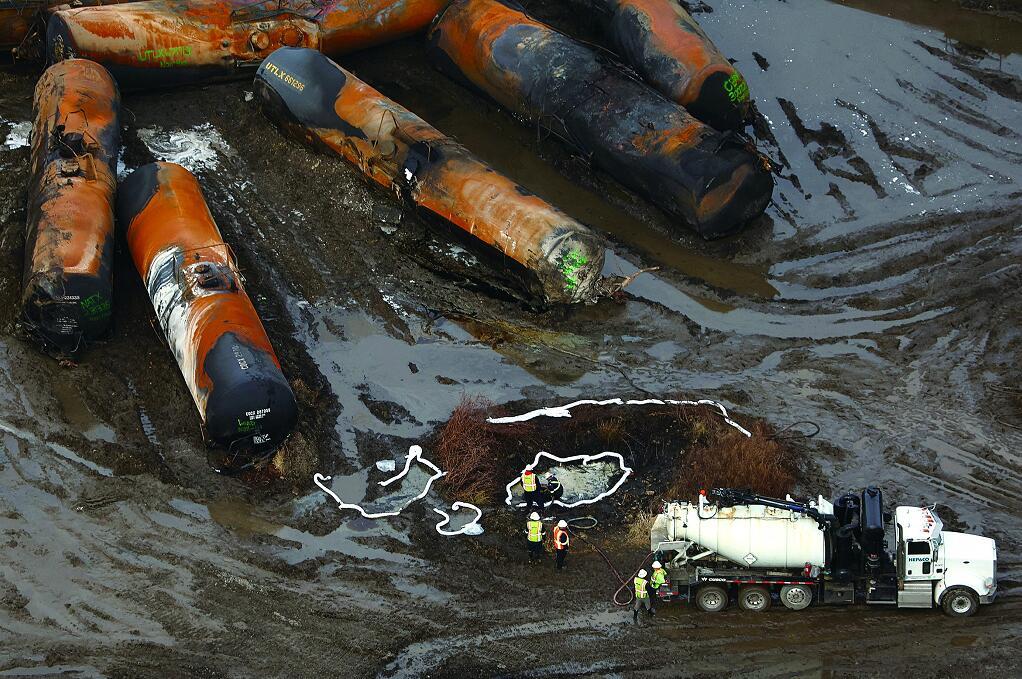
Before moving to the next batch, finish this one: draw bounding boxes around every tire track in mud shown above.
[1,1,1021,675]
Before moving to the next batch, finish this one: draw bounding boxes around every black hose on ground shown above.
[564,517,653,606]
[768,420,821,441]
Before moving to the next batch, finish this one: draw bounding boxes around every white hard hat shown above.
[557,520,567,528]
[524,463,534,471]
[530,512,540,520]
[637,569,648,578]
[652,561,662,568]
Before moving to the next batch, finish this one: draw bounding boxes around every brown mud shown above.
[1,0,1021,676]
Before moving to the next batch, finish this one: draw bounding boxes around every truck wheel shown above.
[696,585,729,613]
[780,584,812,611]
[941,587,979,617]
[738,586,771,612]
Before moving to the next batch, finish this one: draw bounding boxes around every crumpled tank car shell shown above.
[254,47,605,304]
[1,1,140,55]
[427,0,772,239]
[46,0,449,89]
[23,58,120,353]
[117,162,298,471]
[585,0,751,131]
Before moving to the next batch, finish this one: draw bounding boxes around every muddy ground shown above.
[1,0,1021,676]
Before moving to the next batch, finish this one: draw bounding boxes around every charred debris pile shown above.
[6,0,776,475]
[426,395,810,515]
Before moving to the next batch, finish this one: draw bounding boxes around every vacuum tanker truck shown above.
[649,486,997,616]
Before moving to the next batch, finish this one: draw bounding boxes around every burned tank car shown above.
[427,0,772,239]
[45,0,449,90]
[255,47,605,304]
[585,0,751,131]
[117,162,297,470]
[23,58,120,354]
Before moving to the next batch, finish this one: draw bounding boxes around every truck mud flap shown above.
[584,0,751,131]
[427,0,772,239]
[23,58,120,354]
[45,0,449,89]
[254,46,605,304]
[117,162,298,472]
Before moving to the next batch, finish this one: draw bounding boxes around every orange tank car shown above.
[585,0,751,131]
[46,0,448,89]
[23,58,120,354]
[427,0,772,239]
[1,1,139,57]
[117,162,298,472]
[254,47,605,304]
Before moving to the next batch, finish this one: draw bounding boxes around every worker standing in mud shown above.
[633,569,653,622]
[552,519,570,570]
[544,471,563,505]
[527,512,545,563]
[649,561,669,611]
[522,466,542,510]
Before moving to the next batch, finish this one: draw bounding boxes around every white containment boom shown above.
[655,497,831,568]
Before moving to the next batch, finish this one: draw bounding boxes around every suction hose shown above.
[557,514,654,606]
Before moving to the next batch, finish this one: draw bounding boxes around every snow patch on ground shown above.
[136,123,230,172]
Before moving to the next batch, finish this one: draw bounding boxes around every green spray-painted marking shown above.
[80,293,111,320]
[138,45,192,68]
[237,419,257,434]
[561,249,589,292]
[724,70,750,104]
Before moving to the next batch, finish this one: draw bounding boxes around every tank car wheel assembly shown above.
[779,584,813,611]
[696,585,729,613]
[941,587,979,617]
[738,586,772,612]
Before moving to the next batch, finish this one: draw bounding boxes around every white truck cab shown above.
[895,506,997,616]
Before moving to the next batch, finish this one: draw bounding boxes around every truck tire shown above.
[738,585,771,612]
[941,587,979,617]
[696,585,729,613]
[780,584,812,611]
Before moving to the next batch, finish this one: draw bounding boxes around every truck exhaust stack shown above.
[427,0,773,239]
[117,162,298,471]
[45,0,449,89]
[23,58,120,354]
[254,47,605,304]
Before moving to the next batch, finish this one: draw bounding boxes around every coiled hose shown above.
[561,515,654,606]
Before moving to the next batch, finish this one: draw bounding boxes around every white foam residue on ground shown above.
[136,123,229,172]
[550,461,619,505]
[3,121,31,149]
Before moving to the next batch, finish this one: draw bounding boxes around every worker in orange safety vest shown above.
[552,519,570,571]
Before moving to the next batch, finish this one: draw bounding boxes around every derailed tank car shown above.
[1,1,140,57]
[427,0,772,238]
[23,58,120,353]
[117,162,298,471]
[46,0,448,88]
[254,47,605,304]
[583,0,751,131]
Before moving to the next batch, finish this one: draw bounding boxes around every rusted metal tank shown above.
[117,162,298,471]
[428,0,772,239]
[46,0,448,88]
[23,58,120,353]
[254,47,605,304]
[585,0,751,131]
[1,1,139,57]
